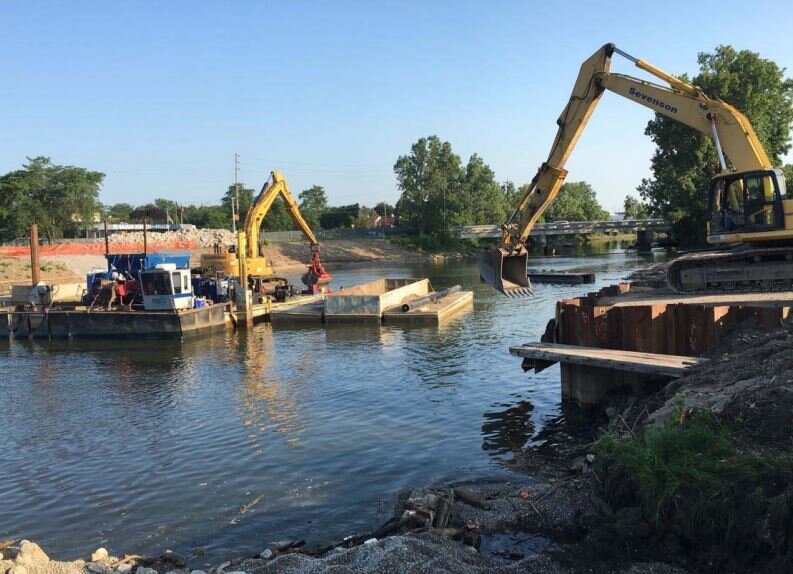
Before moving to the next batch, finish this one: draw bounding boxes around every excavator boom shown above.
[480,43,775,296]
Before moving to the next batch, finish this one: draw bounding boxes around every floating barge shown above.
[271,278,473,327]
[1,304,229,340]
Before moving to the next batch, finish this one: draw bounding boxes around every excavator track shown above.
[667,246,793,293]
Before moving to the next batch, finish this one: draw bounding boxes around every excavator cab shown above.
[707,169,786,240]
[478,247,532,297]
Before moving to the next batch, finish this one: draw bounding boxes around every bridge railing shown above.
[452,219,670,239]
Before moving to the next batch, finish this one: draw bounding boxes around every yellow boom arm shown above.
[242,170,319,259]
[501,43,771,252]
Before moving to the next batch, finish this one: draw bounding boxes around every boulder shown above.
[16,542,49,566]
[91,549,109,562]
[9,565,28,574]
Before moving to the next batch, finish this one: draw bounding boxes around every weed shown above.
[596,411,793,571]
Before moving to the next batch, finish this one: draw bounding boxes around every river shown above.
[0,245,665,565]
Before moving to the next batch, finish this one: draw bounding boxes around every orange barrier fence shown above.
[0,240,197,257]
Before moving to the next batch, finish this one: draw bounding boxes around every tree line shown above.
[393,135,612,236]
[0,159,395,243]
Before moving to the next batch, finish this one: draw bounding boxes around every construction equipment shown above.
[480,43,789,296]
[200,170,331,296]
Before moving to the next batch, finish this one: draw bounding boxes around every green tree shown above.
[154,198,179,223]
[623,195,650,219]
[542,181,608,222]
[106,202,134,220]
[129,204,167,223]
[394,136,463,235]
[299,185,328,229]
[0,157,103,242]
[261,197,294,231]
[501,180,520,208]
[222,183,255,223]
[320,204,360,229]
[638,46,793,244]
[180,204,229,229]
[458,154,509,225]
[373,202,394,217]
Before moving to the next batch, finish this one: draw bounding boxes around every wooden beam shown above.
[509,342,704,378]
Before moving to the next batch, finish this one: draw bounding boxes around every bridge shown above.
[452,219,670,239]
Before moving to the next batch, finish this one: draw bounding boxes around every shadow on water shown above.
[481,400,535,455]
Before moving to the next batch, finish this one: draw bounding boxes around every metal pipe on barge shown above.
[401,285,462,312]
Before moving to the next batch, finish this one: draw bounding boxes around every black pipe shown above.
[401,285,462,312]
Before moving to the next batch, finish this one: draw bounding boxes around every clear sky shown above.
[2,0,792,213]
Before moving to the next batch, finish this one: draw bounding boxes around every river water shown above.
[0,246,664,564]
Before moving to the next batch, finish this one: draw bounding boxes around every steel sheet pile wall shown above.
[556,284,792,357]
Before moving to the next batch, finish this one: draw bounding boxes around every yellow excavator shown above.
[200,170,331,296]
[480,43,790,296]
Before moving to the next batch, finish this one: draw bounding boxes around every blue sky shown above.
[2,1,792,213]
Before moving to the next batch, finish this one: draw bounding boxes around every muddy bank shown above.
[0,238,469,288]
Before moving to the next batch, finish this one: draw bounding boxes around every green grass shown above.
[596,411,793,570]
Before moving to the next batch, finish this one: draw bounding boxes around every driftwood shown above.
[453,487,492,510]
[432,489,454,529]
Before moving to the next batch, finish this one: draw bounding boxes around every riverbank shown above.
[0,238,471,291]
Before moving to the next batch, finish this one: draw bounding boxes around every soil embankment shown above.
[0,231,454,292]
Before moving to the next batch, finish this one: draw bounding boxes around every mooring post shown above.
[30,224,40,286]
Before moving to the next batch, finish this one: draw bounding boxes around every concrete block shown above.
[325,278,429,318]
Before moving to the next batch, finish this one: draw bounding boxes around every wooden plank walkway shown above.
[509,342,705,378]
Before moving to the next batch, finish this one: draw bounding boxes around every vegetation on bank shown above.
[595,410,793,572]
[388,234,483,254]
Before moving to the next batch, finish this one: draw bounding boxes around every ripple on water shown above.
[0,252,664,563]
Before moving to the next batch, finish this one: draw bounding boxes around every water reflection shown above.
[236,326,308,449]
[481,399,535,455]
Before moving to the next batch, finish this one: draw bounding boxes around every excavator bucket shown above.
[478,248,532,297]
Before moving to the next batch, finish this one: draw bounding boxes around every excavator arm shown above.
[236,170,330,286]
[243,170,319,260]
[481,43,772,296]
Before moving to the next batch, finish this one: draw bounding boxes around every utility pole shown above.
[232,152,240,233]
[383,202,387,236]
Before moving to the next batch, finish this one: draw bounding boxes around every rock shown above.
[116,564,133,573]
[87,564,107,574]
[189,570,206,574]
[258,550,272,560]
[225,571,246,574]
[363,538,377,545]
[91,548,109,562]
[9,566,28,574]
[605,406,617,419]
[162,551,186,568]
[136,568,157,574]
[16,541,49,566]
[0,552,3,560]
[585,453,596,464]
[568,455,587,474]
